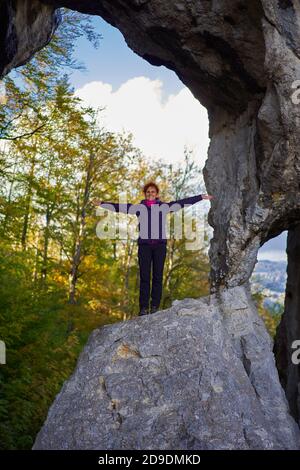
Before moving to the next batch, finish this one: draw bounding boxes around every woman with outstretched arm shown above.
[92,181,213,316]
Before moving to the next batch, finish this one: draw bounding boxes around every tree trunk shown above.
[68,152,94,305]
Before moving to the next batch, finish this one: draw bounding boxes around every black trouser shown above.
[138,243,167,309]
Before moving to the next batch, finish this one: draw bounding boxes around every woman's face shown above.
[145,186,158,200]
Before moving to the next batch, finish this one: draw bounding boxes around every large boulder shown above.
[33,285,300,450]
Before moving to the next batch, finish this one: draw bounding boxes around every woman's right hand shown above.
[91,198,102,207]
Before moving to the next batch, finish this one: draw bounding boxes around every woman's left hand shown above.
[201,194,214,200]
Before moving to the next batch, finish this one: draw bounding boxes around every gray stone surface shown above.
[33,286,300,450]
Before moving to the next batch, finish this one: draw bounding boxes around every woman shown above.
[92,181,213,316]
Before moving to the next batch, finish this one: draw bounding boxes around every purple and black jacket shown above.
[100,194,203,246]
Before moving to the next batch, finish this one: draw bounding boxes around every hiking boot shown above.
[150,305,159,314]
[139,307,149,316]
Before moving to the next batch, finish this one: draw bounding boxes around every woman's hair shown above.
[143,181,160,196]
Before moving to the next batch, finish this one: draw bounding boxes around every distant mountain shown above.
[250,259,287,311]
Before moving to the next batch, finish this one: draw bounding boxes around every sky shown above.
[70,15,287,263]
[71,17,209,167]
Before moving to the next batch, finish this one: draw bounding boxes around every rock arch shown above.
[1,0,300,430]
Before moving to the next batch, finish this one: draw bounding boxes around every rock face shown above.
[33,286,300,450]
[1,0,300,442]
[0,0,60,78]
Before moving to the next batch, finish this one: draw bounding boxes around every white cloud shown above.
[75,76,209,166]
